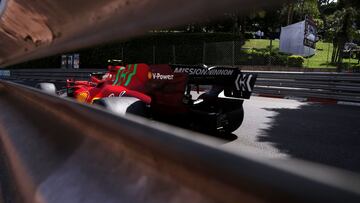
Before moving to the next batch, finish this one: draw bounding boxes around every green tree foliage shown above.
[282,0,320,25]
[324,0,359,68]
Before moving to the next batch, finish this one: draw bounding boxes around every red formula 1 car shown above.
[39,61,257,134]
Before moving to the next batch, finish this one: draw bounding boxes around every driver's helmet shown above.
[102,72,112,80]
[107,59,124,81]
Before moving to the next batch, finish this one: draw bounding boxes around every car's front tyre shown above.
[36,83,57,94]
[93,97,148,117]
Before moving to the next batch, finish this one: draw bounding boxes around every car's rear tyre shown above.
[36,83,57,94]
[219,107,244,134]
[93,97,147,117]
[195,93,244,134]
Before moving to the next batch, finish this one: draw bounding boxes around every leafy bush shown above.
[270,52,288,66]
[288,55,305,67]
[238,49,289,66]
[244,32,255,39]
[237,48,305,67]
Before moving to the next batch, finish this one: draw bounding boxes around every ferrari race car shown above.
[38,61,257,134]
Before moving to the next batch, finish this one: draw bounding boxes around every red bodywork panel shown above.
[67,63,188,113]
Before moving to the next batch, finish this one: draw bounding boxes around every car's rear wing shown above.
[169,64,257,99]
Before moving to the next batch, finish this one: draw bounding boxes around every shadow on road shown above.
[259,103,360,173]
[210,133,238,143]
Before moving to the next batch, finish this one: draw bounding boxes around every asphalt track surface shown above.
[225,96,360,174]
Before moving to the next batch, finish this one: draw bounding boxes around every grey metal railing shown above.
[0,80,360,203]
[6,69,103,81]
[249,71,360,102]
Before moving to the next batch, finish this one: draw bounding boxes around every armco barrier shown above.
[2,69,360,103]
[7,69,104,82]
[0,70,10,77]
[247,71,360,103]
[0,80,360,203]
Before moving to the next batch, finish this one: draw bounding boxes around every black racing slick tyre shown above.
[36,83,57,94]
[220,107,244,134]
[94,97,147,117]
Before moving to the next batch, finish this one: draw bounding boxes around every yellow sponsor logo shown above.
[76,91,89,103]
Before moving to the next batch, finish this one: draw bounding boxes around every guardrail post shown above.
[202,42,206,65]
[172,45,176,64]
[121,46,124,63]
[232,41,235,66]
[153,45,156,64]
[269,39,273,65]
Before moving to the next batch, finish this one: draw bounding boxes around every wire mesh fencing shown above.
[116,40,360,69]
[239,39,360,69]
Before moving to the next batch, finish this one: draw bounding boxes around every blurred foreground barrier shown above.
[0,0,285,66]
[0,80,360,203]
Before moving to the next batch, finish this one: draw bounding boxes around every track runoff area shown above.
[188,89,360,173]
[221,95,360,174]
[188,89,360,174]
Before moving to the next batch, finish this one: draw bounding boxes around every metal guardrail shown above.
[6,69,103,81]
[0,69,105,89]
[247,71,360,102]
[1,80,360,203]
[2,69,360,103]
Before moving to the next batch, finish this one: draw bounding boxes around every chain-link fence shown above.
[9,38,360,70]
[78,40,360,69]
[120,41,241,66]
